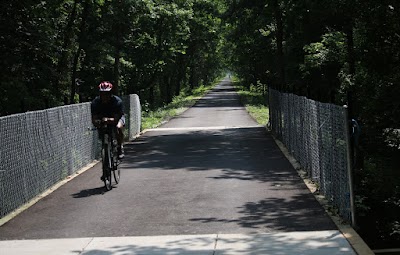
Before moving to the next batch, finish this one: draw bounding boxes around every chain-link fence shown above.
[0,95,141,218]
[269,88,354,224]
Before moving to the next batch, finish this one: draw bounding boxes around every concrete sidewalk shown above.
[0,230,356,255]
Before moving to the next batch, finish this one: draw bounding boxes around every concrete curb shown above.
[270,133,375,255]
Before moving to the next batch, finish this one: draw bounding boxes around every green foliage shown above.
[234,81,269,126]
[0,0,227,115]
[223,0,275,88]
[301,32,346,74]
[356,154,400,248]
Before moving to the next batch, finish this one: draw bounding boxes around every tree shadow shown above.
[190,194,336,232]
[75,230,353,255]
[78,236,216,255]
[122,127,300,185]
[214,231,354,255]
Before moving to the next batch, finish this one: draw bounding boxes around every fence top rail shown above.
[0,94,138,121]
[0,103,90,121]
[269,88,347,110]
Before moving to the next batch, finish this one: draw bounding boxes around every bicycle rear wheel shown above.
[102,145,112,191]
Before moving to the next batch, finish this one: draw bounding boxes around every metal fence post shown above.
[344,105,356,227]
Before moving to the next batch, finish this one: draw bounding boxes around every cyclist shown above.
[91,81,125,162]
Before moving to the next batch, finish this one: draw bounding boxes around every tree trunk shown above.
[175,56,186,96]
[346,26,355,76]
[114,44,121,95]
[54,0,79,100]
[189,65,195,90]
[70,46,81,104]
[175,67,183,96]
[165,75,172,104]
[345,22,355,117]
[113,0,123,96]
[273,0,285,91]
[175,74,181,97]
[70,0,90,104]
[149,86,155,109]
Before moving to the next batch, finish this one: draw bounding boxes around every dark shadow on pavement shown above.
[122,127,298,184]
[71,187,106,198]
[190,194,336,232]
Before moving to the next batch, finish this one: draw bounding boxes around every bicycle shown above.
[98,122,121,191]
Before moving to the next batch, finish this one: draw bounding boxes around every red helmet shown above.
[98,81,113,92]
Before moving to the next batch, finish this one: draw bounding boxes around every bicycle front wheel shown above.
[102,145,112,191]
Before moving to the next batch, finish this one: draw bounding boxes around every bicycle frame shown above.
[100,125,118,190]
[104,125,119,158]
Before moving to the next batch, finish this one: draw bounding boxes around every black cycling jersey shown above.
[91,95,124,118]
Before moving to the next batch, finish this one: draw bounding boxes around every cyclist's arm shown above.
[92,115,102,127]
[109,99,124,126]
[92,114,121,126]
[106,113,122,124]
[91,99,102,127]
[94,113,121,126]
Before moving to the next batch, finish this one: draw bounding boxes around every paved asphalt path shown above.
[0,78,336,240]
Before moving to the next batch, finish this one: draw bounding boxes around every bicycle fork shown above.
[105,133,118,170]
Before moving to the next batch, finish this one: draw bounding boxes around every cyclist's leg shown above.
[117,116,125,158]
[117,123,124,143]
[98,130,106,181]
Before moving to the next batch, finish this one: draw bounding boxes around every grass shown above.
[234,82,270,126]
[141,83,217,130]
[141,78,270,130]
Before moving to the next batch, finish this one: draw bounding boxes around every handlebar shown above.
[89,120,117,131]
